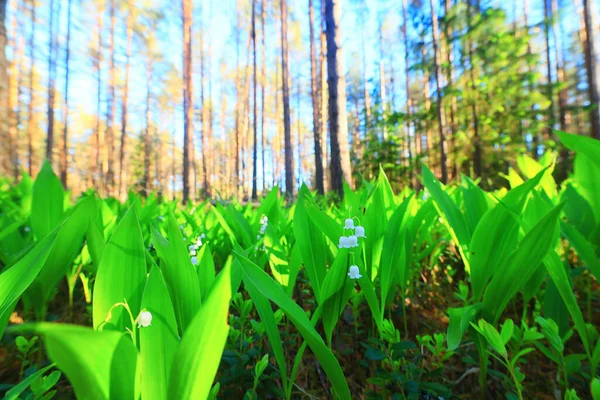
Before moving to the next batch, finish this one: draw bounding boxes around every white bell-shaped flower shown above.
[347,265,362,279]
[347,235,359,248]
[338,236,349,248]
[137,310,152,328]
[191,256,198,265]
[344,218,355,230]
[355,226,366,238]
[200,233,206,239]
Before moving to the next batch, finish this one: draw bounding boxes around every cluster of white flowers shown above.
[338,218,366,249]
[259,215,268,234]
[189,233,206,265]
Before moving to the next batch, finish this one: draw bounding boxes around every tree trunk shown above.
[444,0,458,179]
[402,0,414,188]
[309,0,324,194]
[429,0,448,183]
[0,0,8,176]
[119,5,133,198]
[261,0,266,193]
[543,0,554,141]
[320,0,329,191]
[582,0,600,139]
[251,0,258,200]
[45,0,58,164]
[200,8,210,197]
[466,1,482,177]
[551,0,568,181]
[106,0,116,193]
[280,0,294,199]
[144,56,152,197]
[27,0,35,176]
[60,0,72,188]
[182,0,194,203]
[378,24,387,141]
[234,0,241,191]
[95,6,103,192]
[325,0,352,197]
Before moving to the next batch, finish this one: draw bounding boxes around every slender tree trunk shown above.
[261,0,266,192]
[309,0,324,194]
[60,0,72,188]
[182,0,194,203]
[144,56,152,197]
[429,0,448,183]
[361,32,371,137]
[582,0,600,139]
[422,43,431,166]
[378,25,387,141]
[234,1,241,190]
[543,0,554,140]
[119,5,133,199]
[95,6,103,191]
[280,0,294,198]
[320,0,329,191]
[106,0,116,193]
[444,0,458,179]
[0,0,8,176]
[251,0,258,200]
[45,0,59,164]
[325,0,352,197]
[551,0,568,181]
[466,1,482,176]
[402,0,414,188]
[27,0,35,176]
[200,10,210,197]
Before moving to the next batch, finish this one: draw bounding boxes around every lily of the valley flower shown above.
[191,256,198,265]
[136,310,152,328]
[348,265,362,279]
[338,235,359,249]
[344,218,355,230]
[355,226,366,238]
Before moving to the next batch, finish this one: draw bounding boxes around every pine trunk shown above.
[309,0,324,194]
[119,6,133,198]
[582,0,600,139]
[281,0,294,198]
[182,0,194,203]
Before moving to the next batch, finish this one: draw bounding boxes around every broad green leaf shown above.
[139,266,178,400]
[167,263,232,400]
[293,196,327,301]
[447,303,482,350]
[461,175,490,233]
[243,272,289,391]
[557,130,600,170]
[87,218,106,272]
[482,204,563,323]
[3,364,56,400]
[151,212,201,334]
[421,164,471,269]
[0,229,57,337]
[196,244,216,301]
[13,323,138,400]
[27,195,96,318]
[235,251,351,399]
[30,161,64,240]
[561,221,600,282]
[93,207,147,331]
[574,154,600,224]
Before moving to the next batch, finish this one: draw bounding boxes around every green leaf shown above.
[293,196,327,301]
[167,262,232,400]
[93,207,147,332]
[86,218,106,272]
[243,270,288,392]
[151,211,201,335]
[13,323,138,400]
[139,265,178,400]
[3,364,56,400]
[30,161,64,240]
[447,303,482,350]
[557,131,600,171]
[421,164,471,269]
[561,221,600,281]
[196,244,216,301]
[0,230,58,338]
[482,204,563,323]
[500,319,514,345]
[27,195,96,318]
[234,251,351,399]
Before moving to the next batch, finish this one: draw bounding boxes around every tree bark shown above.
[543,0,554,141]
[144,56,152,197]
[182,0,194,203]
[261,0,266,192]
[320,0,329,191]
[45,0,56,163]
[0,0,8,176]
[106,0,116,193]
[280,0,294,198]
[27,0,35,176]
[60,0,72,188]
[402,0,414,187]
[582,0,600,139]
[466,0,482,176]
[325,0,352,198]
[200,7,210,197]
[119,4,134,198]
[429,0,448,183]
[251,0,258,200]
[309,0,324,194]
